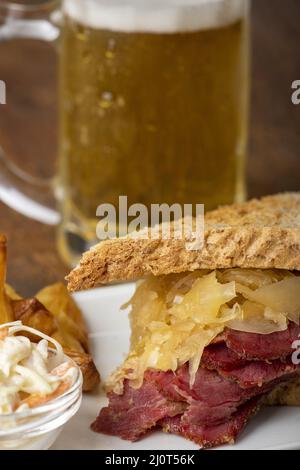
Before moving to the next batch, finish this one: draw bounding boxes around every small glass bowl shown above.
[0,356,83,450]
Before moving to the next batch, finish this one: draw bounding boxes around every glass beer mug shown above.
[0,0,250,266]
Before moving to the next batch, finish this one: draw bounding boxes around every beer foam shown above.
[63,0,248,33]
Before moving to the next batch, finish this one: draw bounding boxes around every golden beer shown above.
[58,0,250,264]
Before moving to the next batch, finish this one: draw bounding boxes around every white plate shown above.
[52,284,300,450]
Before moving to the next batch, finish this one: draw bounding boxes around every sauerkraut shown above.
[108,269,300,393]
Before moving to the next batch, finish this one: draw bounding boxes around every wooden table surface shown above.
[0,0,299,297]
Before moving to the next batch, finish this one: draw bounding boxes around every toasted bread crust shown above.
[265,376,300,406]
[67,193,300,291]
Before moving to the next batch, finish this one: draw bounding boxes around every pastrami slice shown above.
[225,322,300,361]
[91,380,185,441]
[161,397,262,449]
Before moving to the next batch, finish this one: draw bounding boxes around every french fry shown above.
[5,283,21,300]
[12,298,58,340]
[36,284,100,390]
[36,283,89,352]
[10,291,100,391]
[64,349,100,392]
[0,241,100,392]
[0,237,14,324]
[52,329,85,353]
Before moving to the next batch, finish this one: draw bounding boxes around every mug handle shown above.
[0,1,61,225]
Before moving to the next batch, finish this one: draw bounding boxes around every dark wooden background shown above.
[0,0,299,296]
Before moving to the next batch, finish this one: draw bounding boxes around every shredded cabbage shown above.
[0,321,77,413]
[108,269,300,393]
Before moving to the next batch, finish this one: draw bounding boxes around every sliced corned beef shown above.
[93,361,298,445]
[202,342,300,388]
[148,366,263,426]
[218,359,300,388]
[161,397,262,449]
[174,365,258,405]
[92,323,300,448]
[225,322,300,360]
[91,380,185,441]
[201,342,248,371]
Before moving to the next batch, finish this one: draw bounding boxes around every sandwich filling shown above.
[92,269,300,447]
